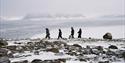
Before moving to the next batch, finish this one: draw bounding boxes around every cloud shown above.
[23,13,86,20]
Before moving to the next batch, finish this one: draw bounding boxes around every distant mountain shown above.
[100,14,125,18]
[23,14,85,20]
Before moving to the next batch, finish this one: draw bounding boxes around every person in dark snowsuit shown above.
[71,27,74,38]
[45,28,50,39]
[78,28,82,38]
[58,29,62,39]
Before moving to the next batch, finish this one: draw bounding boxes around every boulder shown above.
[98,61,109,63]
[108,45,118,49]
[96,46,103,51]
[12,60,28,63]
[0,39,8,47]
[34,50,39,55]
[103,32,112,40]
[31,59,42,63]
[79,58,87,62]
[122,52,125,59]
[7,45,17,51]
[72,44,82,48]
[57,58,66,63]
[46,48,59,53]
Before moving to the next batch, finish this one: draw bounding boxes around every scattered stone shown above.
[0,39,8,47]
[31,59,42,63]
[79,58,87,62]
[72,44,82,48]
[7,50,14,58]
[96,46,103,51]
[106,50,116,56]
[108,45,118,49]
[98,61,109,63]
[42,60,53,63]
[34,50,39,55]
[46,48,59,53]
[7,45,17,51]
[122,52,125,59]
[57,58,66,63]
[12,60,28,63]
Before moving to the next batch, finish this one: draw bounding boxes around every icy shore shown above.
[1,38,124,63]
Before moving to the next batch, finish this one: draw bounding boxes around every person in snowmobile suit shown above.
[58,29,62,39]
[70,27,74,38]
[78,28,82,38]
[45,28,50,39]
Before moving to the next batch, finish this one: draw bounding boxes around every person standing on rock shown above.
[58,29,62,39]
[78,28,82,38]
[70,27,74,38]
[45,28,50,39]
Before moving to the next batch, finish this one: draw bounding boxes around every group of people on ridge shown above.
[45,27,82,39]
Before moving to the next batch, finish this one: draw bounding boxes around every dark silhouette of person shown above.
[58,29,62,39]
[78,28,82,38]
[45,28,50,39]
[71,27,74,38]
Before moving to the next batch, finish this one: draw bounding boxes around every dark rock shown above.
[96,46,103,51]
[66,52,77,56]
[86,45,91,49]
[7,45,17,51]
[72,44,82,48]
[103,32,112,40]
[98,61,109,63]
[79,58,87,62]
[57,58,66,63]
[42,59,66,63]
[0,39,8,47]
[31,59,42,63]
[108,45,118,49]
[122,52,125,59]
[46,48,59,53]
[34,50,39,55]
[89,37,92,39]
[12,60,28,63]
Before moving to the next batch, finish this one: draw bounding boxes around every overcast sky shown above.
[0,0,124,17]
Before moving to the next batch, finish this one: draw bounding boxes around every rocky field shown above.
[0,38,125,63]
